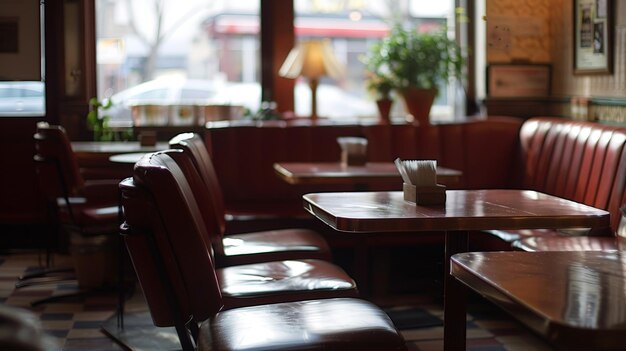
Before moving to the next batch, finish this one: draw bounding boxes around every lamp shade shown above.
[279,40,344,80]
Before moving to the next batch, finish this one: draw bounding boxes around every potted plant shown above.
[86,97,134,141]
[365,25,465,126]
[362,43,396,123]
[87,97,113,141]
[365,73,395,123]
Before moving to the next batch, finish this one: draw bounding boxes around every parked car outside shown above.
[213,81,376,119]
[106,77,377,125]
[106,77,222,126]
[0,78,377,121]
[0,81,45,116]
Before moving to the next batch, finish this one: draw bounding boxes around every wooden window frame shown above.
[47,1,477,136]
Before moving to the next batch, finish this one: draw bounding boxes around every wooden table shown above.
[72,142,167,180]
[109,153,148,165]
[273,162,462,187]
[275,161,462,296]
[71,141,168,155]
[302,189,610,351]
[452,251,626,350]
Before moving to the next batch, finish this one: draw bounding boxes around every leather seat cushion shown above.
[512,205,626,252]
[217,259,359,309]
[483,229,561,243]
[57,197,117,221]
[513,236,620,252]
[197,297,406,351]
[220,228,331,265]
[57,200,118,235]
[489,226,613,245]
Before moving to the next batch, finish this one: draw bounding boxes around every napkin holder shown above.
[403,183,446,205]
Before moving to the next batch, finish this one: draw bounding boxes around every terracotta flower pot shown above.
[402,87,437,126]
[376,98,393,124]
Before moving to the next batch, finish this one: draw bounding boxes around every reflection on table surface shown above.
[302,189,610,351]
[303,189,610,233]
[452,250,626,350]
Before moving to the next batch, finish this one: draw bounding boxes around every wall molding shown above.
[590,98,626,124]
[571,96,626,124]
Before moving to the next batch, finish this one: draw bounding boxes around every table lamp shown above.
[279,39,344,121]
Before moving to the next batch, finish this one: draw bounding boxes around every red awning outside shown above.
[211,15,390,38]
[296,18,390,38]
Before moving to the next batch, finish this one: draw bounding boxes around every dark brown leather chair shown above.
[119,151,405,351]
[122,150,358,305]
[28,122,118,305]
[169,132,331,266]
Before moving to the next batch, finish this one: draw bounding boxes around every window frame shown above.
[48,0,476,138]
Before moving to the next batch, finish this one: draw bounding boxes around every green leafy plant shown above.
[253,101,281,121]
[364,72,395,100]
[363,25,465,94]
[86,97,113,141]
[362,41,396,100]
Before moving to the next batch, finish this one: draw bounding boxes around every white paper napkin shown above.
[394,158,437,186]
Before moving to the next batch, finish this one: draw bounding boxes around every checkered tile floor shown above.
[0,252,554,350]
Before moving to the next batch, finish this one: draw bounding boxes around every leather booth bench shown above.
[202,117,525,236]
[203,116,626,251]
[203,119,428,234]
[202,117,525,295]
[475,117,626,250]
[202,116,624,295]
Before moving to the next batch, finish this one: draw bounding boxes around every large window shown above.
[0,2,45,117]
[95,0,260,126]
[0,81,45,116]
[95,0,467,125]
[293,0,463,122]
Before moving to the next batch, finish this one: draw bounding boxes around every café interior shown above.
[1,0,626,350]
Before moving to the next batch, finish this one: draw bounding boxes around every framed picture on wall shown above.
[487,64,551,98]
[573,0,613,75]
[0,2,41,81]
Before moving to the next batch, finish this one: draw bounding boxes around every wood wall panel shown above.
[486,0,552,63]
[0,118,47,223]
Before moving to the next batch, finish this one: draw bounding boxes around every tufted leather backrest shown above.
[203,120,394,213]
[169,133,227,236]
[519,117,626,231]
[120,151,223,327]
[159,147,227,255]
[33,122,85,201]
[438,116,524,189]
